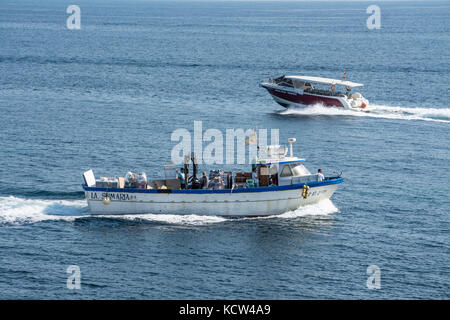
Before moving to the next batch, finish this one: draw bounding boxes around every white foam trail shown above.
[0,196,229,226]
[101,213,228,226]
[0,196,89,225]
[276,198,339,218]
[249,199,339,221]
[280,104,450,123]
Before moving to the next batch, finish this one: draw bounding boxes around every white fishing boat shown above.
[261,75,372,111]
[82,138,342,217]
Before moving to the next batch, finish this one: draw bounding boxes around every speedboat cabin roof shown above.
[284,75,364,87]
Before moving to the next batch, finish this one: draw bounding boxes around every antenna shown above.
[288,138,296,157]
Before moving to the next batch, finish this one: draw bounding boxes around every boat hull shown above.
[83,179,342,217]
[264,86,345,108]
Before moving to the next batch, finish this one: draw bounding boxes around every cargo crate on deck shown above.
[96,177,118,188]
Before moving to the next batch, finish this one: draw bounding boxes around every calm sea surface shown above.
[0,0,449,299]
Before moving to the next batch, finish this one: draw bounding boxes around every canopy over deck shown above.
[285,75,364,87]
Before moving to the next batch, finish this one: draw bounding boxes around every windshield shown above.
[290,163,310,176]
[276,77,294,88]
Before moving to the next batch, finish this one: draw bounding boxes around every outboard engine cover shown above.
[351,92,362,99]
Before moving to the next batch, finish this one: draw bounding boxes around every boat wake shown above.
[0,196,89,225]
[279,104,450,123]
[104,213,229,226]
[0,196,338,226]
[235,198,339,221]
[270,199,339,219]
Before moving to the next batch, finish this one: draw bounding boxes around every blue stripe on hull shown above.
[82,178,343,194]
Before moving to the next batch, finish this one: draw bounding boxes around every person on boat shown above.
[209,176,224,190]
[271,173,278,186]
[318,169,324,182]
[252,167,259,187]
[200,172,209,189]
[304,82,313,92]
[178,168,186,189]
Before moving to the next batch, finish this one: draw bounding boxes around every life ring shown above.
[361,102,367,109]
[302,185,310,199]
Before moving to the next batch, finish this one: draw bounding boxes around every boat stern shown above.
[343,92,371,111]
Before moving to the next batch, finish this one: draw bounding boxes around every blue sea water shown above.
[0,0,449,299]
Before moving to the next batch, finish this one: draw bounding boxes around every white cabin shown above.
[255,139,321,187]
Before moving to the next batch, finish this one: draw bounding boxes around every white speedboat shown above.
[261,75,371,111]
[82,138,342,217]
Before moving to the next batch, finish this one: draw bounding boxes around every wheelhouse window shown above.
[290,163,310,176]
[280,165,293,177]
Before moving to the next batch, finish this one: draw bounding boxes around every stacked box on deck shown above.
[96,177,118,188]
[234,172,252,184]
